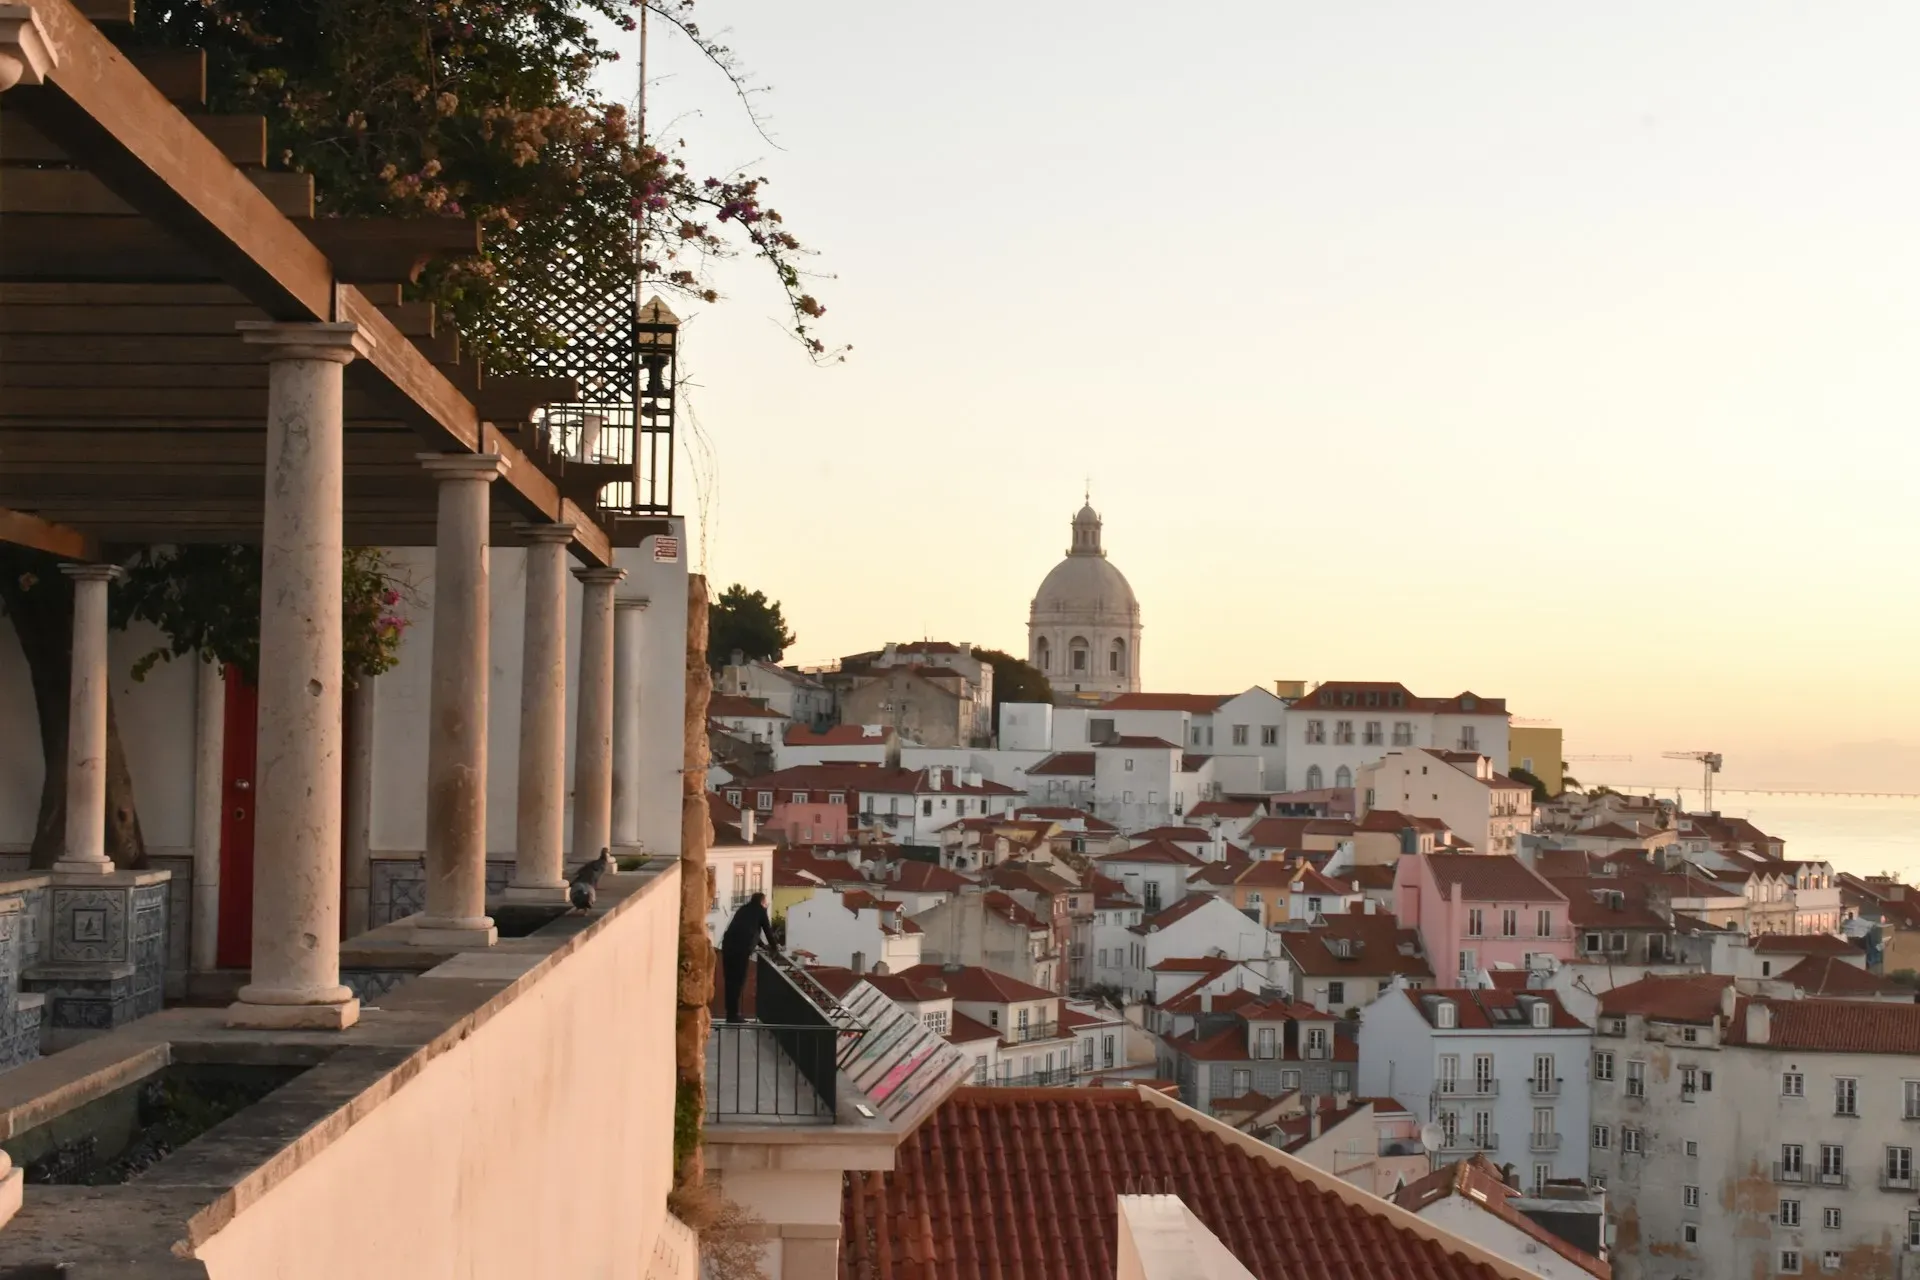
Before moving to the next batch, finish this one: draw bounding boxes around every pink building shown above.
[1394,853,1573,985]
[764,800,849,848]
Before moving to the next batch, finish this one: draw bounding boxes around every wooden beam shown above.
[304,218,482,284]
[73,0,131,21]
[0,507,98,560]
[1,107,267,165]
[475,376,578,424]
[0,299,266,333]
[126,49,206,107]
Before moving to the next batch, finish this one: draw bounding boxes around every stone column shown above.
[411,454,505,948]
[228,320,368,1031]
[341,674,376,938]
[570,566,625,870]
[52,564,121,875]
[504,523,575,902]
[190,659,225,971]
[610,594,650,851]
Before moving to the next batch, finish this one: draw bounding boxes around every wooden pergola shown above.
[0,0,659,564]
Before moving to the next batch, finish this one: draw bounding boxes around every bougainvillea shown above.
[130,0,833,358]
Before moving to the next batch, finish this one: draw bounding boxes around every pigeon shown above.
[568,846,613,912]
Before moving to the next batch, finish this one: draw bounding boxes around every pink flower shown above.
[382,589,400,606]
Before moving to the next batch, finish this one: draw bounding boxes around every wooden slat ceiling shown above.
[0,0,645,561]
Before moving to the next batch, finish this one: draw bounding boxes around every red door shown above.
[217,668,258,969]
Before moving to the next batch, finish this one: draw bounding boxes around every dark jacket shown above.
[722,899,774,957]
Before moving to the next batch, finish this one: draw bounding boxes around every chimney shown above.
[1363,897,1378,915]
[927,768,942,792]
[1201,992,1213,1014]
[741,809,757,844]
[1719,983,1737,1020]
[1335,1091,1351,1112]
[1745,1002,1771,1045]
[1308,1110,1322,1141]
[730,648,745,668]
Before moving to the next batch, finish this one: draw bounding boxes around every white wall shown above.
[999,702,1052,751]
[1413,1199,1600,1279]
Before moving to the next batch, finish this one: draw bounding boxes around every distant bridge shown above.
[1591,783,1920,802]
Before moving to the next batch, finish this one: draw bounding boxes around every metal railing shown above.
[1434,1080,1499,1099]
[1009,1020,1062,1044]
[1440,1135,1500,1154]
[1530,1132,1562,1152]
[1881,1172,1916,1192]
[707,952,845,1124]
[1817,1169,1849,1188]
[1531,1078,1561,1098]
[1774,1162,1806,1184]
[978,1067,1081,1088]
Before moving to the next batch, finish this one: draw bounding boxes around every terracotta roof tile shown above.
[1244,817,1357,848]
[881,860,972,893]
[1401,988,1585,1031]
[1101,692,1234,712]
[1097,838,1204,868]
[1015,805,1118,833]
[783,723,896,746]
[892,963,1057,1004]
[1393,1156,1609,1279]
[944,1011,1001,1046]
[1422,855,1566,904]
[1130,826,1212,844]
[1128,894,1222,934]
[1027,751,1096,778]
[852,1090,1512,1280]
[1100,734,1181,749]
[1189,800,1264,819]
[1596,973,1733,1024]
[1779,956,1911,999]
[1280,912,1432,980]
[1723,997,1920,1054]
[1751,933,1859,957]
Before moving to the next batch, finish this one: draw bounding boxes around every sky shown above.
[596,3,1920,791]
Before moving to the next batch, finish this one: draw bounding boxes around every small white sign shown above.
[652,536,680,563]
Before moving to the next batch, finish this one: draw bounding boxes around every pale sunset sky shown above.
[601,3,1920,791]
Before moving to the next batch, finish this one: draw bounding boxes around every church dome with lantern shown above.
[1028,502,1142,698]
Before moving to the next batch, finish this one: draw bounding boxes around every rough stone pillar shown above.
[341,674,376,938]
[675,574,714,1187]
[505,523,575,902]
[570,567,625,869]
[610,594,649,851]
[411,454,505,948]
[190,659,225,971]
[228,320,367,1031]
[52,564,120,875]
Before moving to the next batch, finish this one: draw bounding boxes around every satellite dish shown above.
[1419,1123,1445,1152]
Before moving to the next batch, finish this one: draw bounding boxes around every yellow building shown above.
[1507,724,1564,795]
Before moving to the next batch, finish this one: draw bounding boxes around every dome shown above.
[1030,554,1138,622]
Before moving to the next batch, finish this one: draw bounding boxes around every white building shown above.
[1286,682,1512,796]
[707,691,787,746]
[1592,974,1920,1280]
[1090,893,1271,1001]
[715,655,833,728]
[1358,986,1593,1189]
[1027,501,1142,699]
[1395,1156,1610,1279]
[773,723,895,770]
[784,885,924,974]
[893,963,1079,1085]
[703,825,774,946]
[1360,749,1534,857]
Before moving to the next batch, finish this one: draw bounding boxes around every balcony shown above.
[1530,1132,1562,1152]
[1009,1020,1063,1044]
[1881,1173,1916,1192]
[707,951,854,1125]
[1440,1135,1500,1155]
[1817,1170,1850,1188]
[1774,1162,1806,1184]
[1530,1078,1561,1098]
[1435,1080,1499,1100]
[980,1067,1081,1088]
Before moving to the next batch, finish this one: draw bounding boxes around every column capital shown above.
[58,564,122,584]
[573,567,627,586]
[237,321,372,364]
[512,520,579,544]
[0,6,58,93]
[419,452,508,481]
[614,596,652,612]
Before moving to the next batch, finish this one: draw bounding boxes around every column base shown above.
[226,997,362,1031]
[500,881,568,904]
[410,918,498,948]
[50,858,115,876]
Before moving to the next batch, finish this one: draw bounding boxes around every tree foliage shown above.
[1508,766,1550,804]
[706,584,795,668]
[974,648,1053,711]
[130,0,832,361]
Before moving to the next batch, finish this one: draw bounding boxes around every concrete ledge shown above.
[0,861,678,1271]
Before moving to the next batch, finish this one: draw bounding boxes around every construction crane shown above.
[1663,751,1724,809]
[1564,755,1633,762]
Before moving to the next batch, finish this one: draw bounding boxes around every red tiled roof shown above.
[784,723,895,746]
[1401,988,1586,1031]
[1393,1156,1610,1280]
[944,1011,1000,1046]
[1129,894,1223,935]
[984,863,1075,896]
[1153,956,1238,974]
[1551,877,1670,930]
[1281,912,1432,980]
[1130,826,1211,844]
[1723,997,1920,1054]
[1596,973,1733,1024]
[1189,858,1254,888]
[1101,692,1233,713]
[1356,809,1451,835]
[1779,956,1910,999]
[1097,838,1203,868]
[1189,800,1263,819]
[882,859,972,893]
[1422,855,1566,904]
[1159,984,1271,1018]
[867,971,963,1005]
[1751,933,1859,957]
[1576,821,1646,840]
[892,963,1057,1004]
[708,692,786,720]
[707,790,743,828]
[1244,817,1357,849]
[1027,751,1096,777]
[1015,806,1118,833]
[842,1087,1515,1279]
[1059,1006,1123,1030]
[981,891,1047,930]
[1099,734,1181,750]
[1291,682,1507,717]
[1344,865,1398,891]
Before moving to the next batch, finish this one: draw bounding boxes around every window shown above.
[1438,1054,1460,1093]
[1501,908,1518,938]
[923,1010,949,1035]
[1532,1163,1550,1195]
[1822,1252,1841,1274]
[1261,725,1279,746]
[1306,719,1326,744]
[1622,1127,1642,1154]
[1686,1139,1699,1157]
[1683,1224,1699,1245]
[756,790,773,809]
[1255,1027,1276,1060]
[1306,765,1324,790]
[1780,1199,1801,1227]
[1364,720,1383,745]
[922,799,933,816]
[1627,1061,1645,1098]
[1393,721,1413,746]
[1820,1143,1845,1182]
[1836,1077,1858,1117]
[1327,981,1345,1004]
[1231,1069,1252,1094]
[1098,949,1108,968]
[1308,1027,1331,1055]
[1307,896,1323,915]
[1281,1069,1301,1091]
[1905,1081,1920,1120]
[1436,1002,1457,1029]
[1784,1071,1805,1097]
[1780,1251,1801,1275]
[1592,1174,1606,1191]
[731,863,747,907]
[1592,1125,1610,1150]
[1467,909,1484,938]
[1533,1053,1555,1094]
[1782,1144,1804,1177]
[1536,909,1553,938]
[1682,1026,1699,1043]
[1335,720,1354,745]
[1231,724,1249,746]
[1683,1185,1700,1208]
[1457,951,1475,983]
[1584,931,1602,953]
[1334,1069,1351,1091]
[1889,1145,1914,1186]
[1593,1051,1615,1082]
[1909,1213,1920,1249]
[1823,1207,1842,1230]
[1103,1034,1116,1067]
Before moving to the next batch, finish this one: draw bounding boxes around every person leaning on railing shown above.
[720,892,776,1024]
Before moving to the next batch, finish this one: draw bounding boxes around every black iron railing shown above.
[707,951,843,1123]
